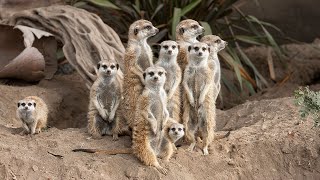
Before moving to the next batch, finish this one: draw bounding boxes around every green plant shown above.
[294,87,320,127]
[68,0,284,95]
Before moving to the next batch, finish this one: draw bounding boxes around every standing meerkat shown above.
[122,19,159,129]
[183,42,215,155]
[87,60,123,140]
[201,35,228,100]
[16,96,48,135]
[155,40,182,122]
[175,19,205,72]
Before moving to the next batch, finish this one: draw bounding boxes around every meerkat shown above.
[87,60,123,141]
[122,20,159,129]
[155,40,182,122]
[183,42,215,155]
[176,19,205,72]
[200,35,228,100]
[16,96,48,135]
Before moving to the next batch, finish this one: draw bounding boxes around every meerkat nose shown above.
[225,42,228,46]
[154,76,158,80]
[24,107,28,110]
[155,28,159,33]
[168,50,172,55]
[201,28,205,33]
[198,52,203,56]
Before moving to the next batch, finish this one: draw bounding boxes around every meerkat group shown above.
[14,18,227,175]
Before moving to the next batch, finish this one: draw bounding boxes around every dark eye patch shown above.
[215,39,221,43]
[28,103,32,106]
[178,128,182,131]
[148,72,154,76]
[171,128,176,131]
[202,47,206,51]
[145,25,152,30]
[172,45,176,49]
[192,24,198,29]
[194,47,199,51]
[102,65,107,69]
[158,72,163,76]
[110,65,115,69]
[21,103,26,106]
[163,45,168,50]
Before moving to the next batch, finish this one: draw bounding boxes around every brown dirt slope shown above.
[0,74,319,180]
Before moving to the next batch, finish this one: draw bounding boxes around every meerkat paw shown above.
[35,129,41,134]
[203,147,209,155]
[112,134,119,141]
[155,165,168,175]
[188,143,196,152]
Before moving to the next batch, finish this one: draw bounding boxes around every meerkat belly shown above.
[137,46,152,71]
[105,88,117,110]
[20,111,34,123]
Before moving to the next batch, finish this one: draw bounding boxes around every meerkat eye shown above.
[178,128,182,131]
[145,25,152,30]
[194,47,199,51]
[202,47,206,51]
[21,103,26,106]
[158,72,163,76]
[102,65,107,69]
[171,128,176,131]
[215,39,221,43]
[28,103,32,106]
[110,65,115,69]
[191,24,198,29]
[163,45,168,50]
[172,45,176,49]
[148,72,154,76]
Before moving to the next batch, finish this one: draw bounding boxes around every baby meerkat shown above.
[16,96,48,135]
[122,19,159,129]
[176,19,205,71]
[87,60,122,140]
[155,40,182,122]
[201,35,228,100]
[132,66,169,174]
[183,42,215,155]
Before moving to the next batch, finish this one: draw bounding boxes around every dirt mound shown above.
[0,82,319,180]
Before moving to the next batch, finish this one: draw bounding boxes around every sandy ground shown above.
[0,73,319,179]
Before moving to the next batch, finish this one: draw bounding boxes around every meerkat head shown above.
[159,40,179,59]
[17,98,36,112]
[201,35,228,52]
[143,66,166,88]
[188,42,210,65]
[128,19,159,41]
[96,60,119,77]
[176,19,204,42]
[168,123,185,143]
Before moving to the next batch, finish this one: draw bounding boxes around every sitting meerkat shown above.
[183,42,215,155]
[122,19,159,129]
[176,19,205,72]
[155,40,182,122]
[200,35,228,100]
[87,60,123,140]
[16,96,48,135]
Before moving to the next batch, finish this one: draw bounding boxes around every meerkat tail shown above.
[72,148,132,155]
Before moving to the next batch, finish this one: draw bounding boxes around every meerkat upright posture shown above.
[122,20,159,129]
[87,60,122,140]
[132,66,169,174]
[183,42,215,155]
[17,96,48,135]
[155,40,182,122]
[201,35,228,100]
[175,19,204,72]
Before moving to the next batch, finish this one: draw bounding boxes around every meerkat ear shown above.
[134,28,139,35]
[179,27,184,35]
[17,103,20,107]
[116,64,119,70]
[177,44,180,50]
[33,103,36,107]
[97,62,100,70]
[188,46,192,52]
[183,127,186,131]
[208,47,211,53]
[143,72,146,79]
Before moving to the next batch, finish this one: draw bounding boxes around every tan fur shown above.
[16,96,48,135]
[156,40,182,122]
[122,20,158,129]
[182,42,215,155]
[132,66,168,174]
[87,60,123,140]
[176,19,204,72]
[200,35,228,101]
